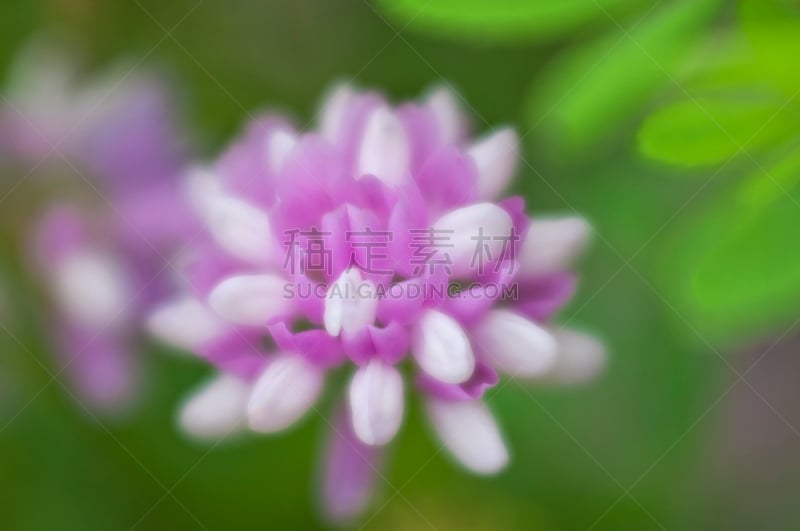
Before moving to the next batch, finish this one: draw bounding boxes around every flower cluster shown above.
[148,83,605,521]
[0,38,193,410]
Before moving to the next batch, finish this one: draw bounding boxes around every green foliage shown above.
[376,0,652,45]
[662,158,800,342]
[526,0,722,149]
[739,145,800,209]
[638,96,795,166]
[634,0,800,343]
[694,195,800,333]
[638,0,800,169]
[740,0,800,96]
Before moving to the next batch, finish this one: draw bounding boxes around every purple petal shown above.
[396,102,442,174]
[218,113,294,208]
[319,404,382,524]
[268,320,345,368]
[417,362,498,402]
[33,205,90,266]
[197,329,269,381]
[413,145,478,216]
[513,273,577,322]
[341,321,410,365]
[57,321,138,411]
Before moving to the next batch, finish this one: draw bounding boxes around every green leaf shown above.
[637,96,796,166]
[739,145,800,209]
[375,0,651,45]
[525,0,722,149]
[694,200,800,339]
[675,31,763,93]
[661,159,800,343]
[740,0,800,96]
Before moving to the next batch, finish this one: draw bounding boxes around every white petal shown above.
[432,202,513,278]
[324,268,377,336]
[185,165,223,214]
[247,355,324,432]
[424,84,468,144]
[146,296,229,351]
[546,328,606,384]
[208,274,289,326]
[186,166,277,265]
[265,129,297,174]
[356,106,410,186]
[318,82,356,141]
[413,310,475,384]
[468,128,518,200]
[426,398,508,474]
[52,248,131,329]
[473,309,557,377]
[348,359,404,446]
[179,374,251,440]
[204,195,275,265]
[519,216,591,277]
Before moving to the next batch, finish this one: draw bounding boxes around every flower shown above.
[149,82,605,522]
[0,38,193,411]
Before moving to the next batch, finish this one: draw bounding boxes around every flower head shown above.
[150,83,604,521]
[1,38,193,410]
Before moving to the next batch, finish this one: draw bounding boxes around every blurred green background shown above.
[1,0,799,529]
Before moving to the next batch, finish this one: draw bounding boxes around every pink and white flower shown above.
[149,83,605,522]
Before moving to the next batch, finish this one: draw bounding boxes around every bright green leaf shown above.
[525,0,722,149]
[739,146,800,209]
[695,198,800,338]
[375,0,651,45]
[638,96,796,166]
[661,165,800,344]
[740,0,800,96]
[676,31,763,93]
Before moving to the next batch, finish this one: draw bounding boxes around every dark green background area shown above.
[1,1,798,530]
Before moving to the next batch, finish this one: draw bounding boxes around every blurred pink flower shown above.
[149,83,605,522]
[1,38,194,411]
